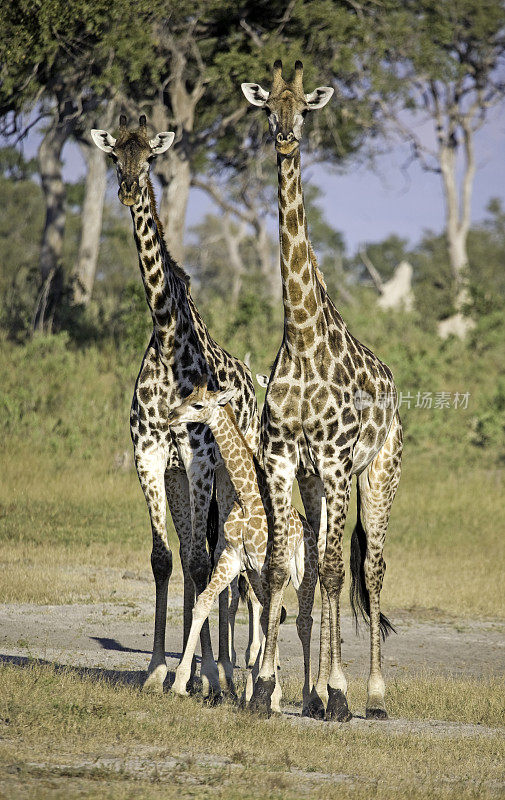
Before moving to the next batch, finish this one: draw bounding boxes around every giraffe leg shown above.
[250,461,295,716]
[187,462,221,697]
[215,465,237,694]
[293,529,318,714]
[309,581,331,717]
[228,578,240,667]
[320,469,353,722]
[246,598,282,713]
[135,452,173,694]
[245,584,262,668]
[162,470,196,678]
[354,413,403,720]
[298,475,329,718]
[241,570,265,707]
[172,545,242,696]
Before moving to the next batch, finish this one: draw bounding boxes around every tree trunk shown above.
[72,141,107,305]
[439,137,473,314]
[222,215,246,305]
[437,138,475,338]
[156,150,191,265]
[34,113,73,332]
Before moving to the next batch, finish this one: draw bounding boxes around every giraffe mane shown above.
[146,177,191,292]
[308,241,327,292]
[223,402,255,462]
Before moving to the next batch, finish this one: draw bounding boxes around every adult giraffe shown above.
[91,115,260,696]
[242,62,403,721]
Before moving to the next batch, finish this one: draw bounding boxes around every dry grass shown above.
[280,672,505,727]
[1,448,504,617]
[0,663,504,800]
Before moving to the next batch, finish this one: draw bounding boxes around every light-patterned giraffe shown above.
[91,115,260,696]
[242,61,403,720]
[167,384,319,713]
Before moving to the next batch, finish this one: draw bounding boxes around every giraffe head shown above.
[167,384,237,428]
[90,115,175,206]
[241,60,333,157]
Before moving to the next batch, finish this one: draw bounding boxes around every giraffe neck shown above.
[130,180,191,362]
[208,405,259,510]
[277,150,324,354]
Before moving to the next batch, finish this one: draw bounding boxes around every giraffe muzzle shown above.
[275,137,299,157]
[119,181,140,206]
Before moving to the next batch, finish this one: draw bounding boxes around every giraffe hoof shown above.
[248,676,275,717]
[302,696,326,720]
[203,689,223,707]
[366,707,388,720]
[221,679,238,701]
[171,674,190,697]
[143,664,168,693]
[218,662,237,697]
[187,675,202,695]
[325,687,352,722]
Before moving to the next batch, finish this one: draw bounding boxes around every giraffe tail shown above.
[206,479,219,572]
[238,573,250,604]
[349,484,396,640]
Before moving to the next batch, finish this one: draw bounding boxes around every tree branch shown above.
[359,247,384,293]
[191,177,256,226]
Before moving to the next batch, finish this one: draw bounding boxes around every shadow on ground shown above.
[90,636,194,662]
[0,652,172,689]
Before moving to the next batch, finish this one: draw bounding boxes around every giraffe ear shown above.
[241,83,270,107]
[256,373,269,388]
[90,129,116,153]
[217,387,237,406]
[304,86,334,110]
[149,131,175,154]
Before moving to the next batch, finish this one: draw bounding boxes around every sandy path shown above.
[1,591,504,681]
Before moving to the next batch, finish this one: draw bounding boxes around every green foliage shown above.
[109,280,152,354]
[0,264,40,343]
[347,235,410,284]
[468,373,505,459]
[340,290,505,463]
[0,174,44,295]
[0,166,140,343]
[198,286,283,377]
[0,332,137,463]
[0,0,158,115]
[410,231,455,323]
[0,145,37,179]
[123,0,368,177]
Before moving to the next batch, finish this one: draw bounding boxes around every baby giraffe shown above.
[168,384,318,714]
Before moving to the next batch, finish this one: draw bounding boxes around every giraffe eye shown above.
[192,402,204,410]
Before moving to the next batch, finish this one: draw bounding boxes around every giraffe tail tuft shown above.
[349,484,396,640]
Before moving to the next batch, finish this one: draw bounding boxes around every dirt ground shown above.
[1,566,505,799]
[1,565,504,686]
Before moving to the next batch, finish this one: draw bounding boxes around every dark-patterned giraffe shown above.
[242,62,403,720]
[91,115,260,696]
